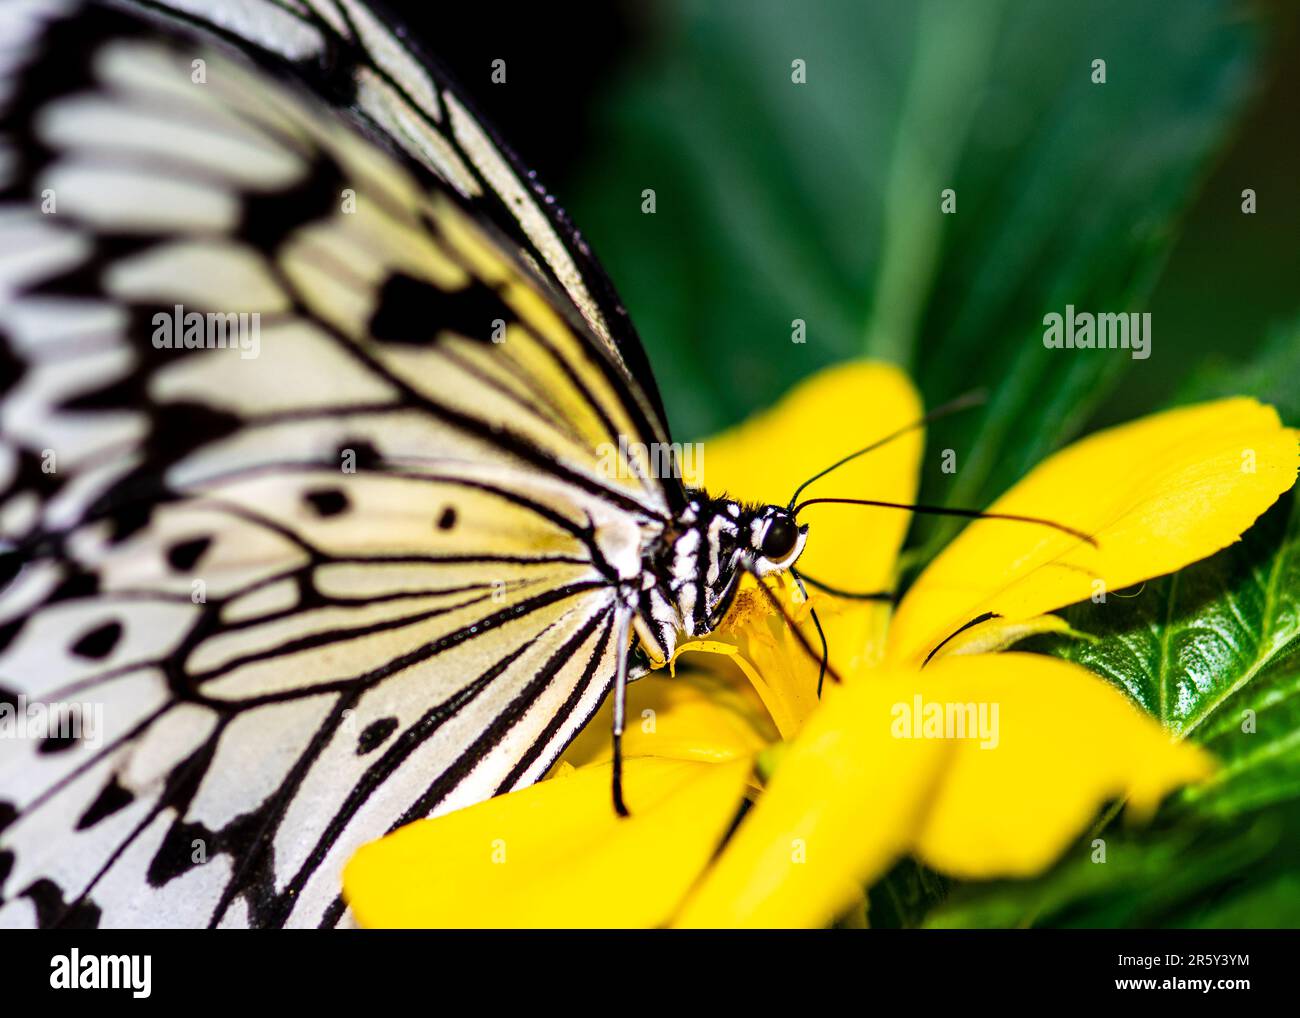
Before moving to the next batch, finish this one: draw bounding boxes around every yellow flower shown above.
[343,361,1298,928]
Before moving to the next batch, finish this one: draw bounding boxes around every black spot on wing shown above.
[76,778,135,830]
[0,618,22,655]
[0,552,20,592]
[49,571,99,603]
[357,717,398,755]
[70,620,123,660]
[304,488,348,517]
[368,274,512,344]
[336,438,382,470]
[169,533,214,572]
[24,878,101,929]
[143,401,247,463]
[1,449,65,526]
[240,149,343,252]
[38,731,81,755]
[0,327,21,399]
[436,507,456,530]
[166,536,212,572]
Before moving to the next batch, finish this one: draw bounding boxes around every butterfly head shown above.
[660,496,809,641]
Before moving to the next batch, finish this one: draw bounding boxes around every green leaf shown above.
[1168,498,1300,821]
[866,857,951,929]
[1043,492,1300,743]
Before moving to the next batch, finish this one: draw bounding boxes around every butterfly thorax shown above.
[631,492,808,669]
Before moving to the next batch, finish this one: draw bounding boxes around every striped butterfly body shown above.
[0,0,810,927]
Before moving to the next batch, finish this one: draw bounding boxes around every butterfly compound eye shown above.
[760,516,800,561]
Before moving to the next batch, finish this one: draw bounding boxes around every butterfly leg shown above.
[791,572,831,697]
[610,600,636,817]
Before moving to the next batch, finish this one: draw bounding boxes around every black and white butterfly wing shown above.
[112,0,670,429]
[0,0,679,927]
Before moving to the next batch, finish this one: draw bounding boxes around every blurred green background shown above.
[427,0,1300,927]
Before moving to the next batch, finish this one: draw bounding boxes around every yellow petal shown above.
[889,398,1299,666]
[559,667,776,768]
[677,654,1211,927]
[344,757,751,928]
[687,359,922,599]
[675,674,949,928]
[912,653,1214,877]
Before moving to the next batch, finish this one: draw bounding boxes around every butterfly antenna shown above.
[745,564,843,687]
[793,568,895,603]
[791,497,1097,546]
[786,390,985,511]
